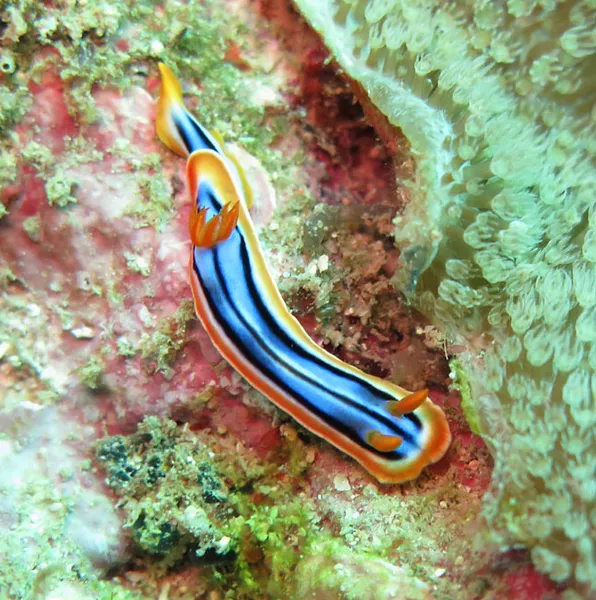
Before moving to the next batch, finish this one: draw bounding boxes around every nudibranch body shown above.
[156,63,451,483]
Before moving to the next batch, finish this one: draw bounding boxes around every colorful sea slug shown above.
[156,63,451,483]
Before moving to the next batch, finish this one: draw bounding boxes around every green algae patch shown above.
[0,83,31,132]
[450,358,481,436]
[46,172,79,207]
[76,355,106,390]
[22,215,41,242]
[116,336,136,358]
[295,540,430,600]
[129,171,174,232]
[0,148,17,191]
[20,141,98,209]
[95,418,386,599]
[95,417,235,568]
[233,498,322,597]
[124,251,151,277]
[137,299,195,379]
[22,141,55,175]
[94,417,330,596]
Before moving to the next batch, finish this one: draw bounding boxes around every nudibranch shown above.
[156,63,451,483]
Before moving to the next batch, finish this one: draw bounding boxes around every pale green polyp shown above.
[293,0,596,590]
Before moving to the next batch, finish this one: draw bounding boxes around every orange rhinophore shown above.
[189,201,240,248]
[385,389,429,417]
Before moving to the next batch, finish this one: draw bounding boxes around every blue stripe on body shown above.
[193,182,424,460]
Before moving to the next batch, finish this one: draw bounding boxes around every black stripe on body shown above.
[174,110,220,155]
[193,186,423,460]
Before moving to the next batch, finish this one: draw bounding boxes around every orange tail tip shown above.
[385,389,429,417]
[189,200,240,248]
[156,62,188,157]
[158,63,183,103]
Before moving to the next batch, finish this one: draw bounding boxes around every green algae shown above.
[22,215,41,241]
[237,500,321,597]
[124,251,152,277]
[93,408,479,599]
[116,336,136,358]
[20,136,103,210]
[449,358,481,436]
[129,171,174,231]
[21,142,54,175]
[95,416,325,598]
[96,417,236,568]
[76,355,106,390]
[106,281,124,306]
[0,84,31,132]
[46,172,79,207]
[20,142,87,209]
[0,149,17,191]
[137,299,195,378]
